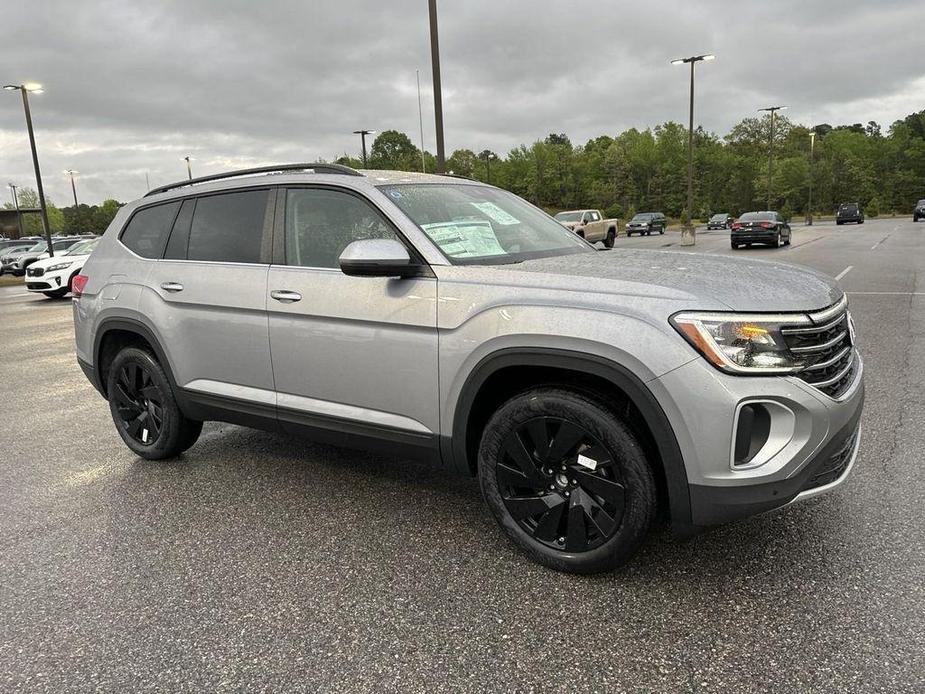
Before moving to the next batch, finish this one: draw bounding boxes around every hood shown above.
[489,249,842,313]
[30,252,85,269]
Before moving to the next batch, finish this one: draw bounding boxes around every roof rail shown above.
[145,162,363,197]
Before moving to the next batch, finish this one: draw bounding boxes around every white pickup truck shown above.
[553,209,619,247]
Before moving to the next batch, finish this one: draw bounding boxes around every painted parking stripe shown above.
[835,266,853,281]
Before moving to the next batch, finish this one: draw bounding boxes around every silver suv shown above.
[73,163,864,573]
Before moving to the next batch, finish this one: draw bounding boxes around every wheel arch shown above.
[446,347,693,530]
[93,317,179,400]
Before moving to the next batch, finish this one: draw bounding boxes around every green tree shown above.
[369,130,420,170]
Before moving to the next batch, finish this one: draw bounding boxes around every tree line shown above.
[3,187,123,236]
[336,109,925,221]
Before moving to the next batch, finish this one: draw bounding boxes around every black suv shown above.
[914,199,925,222]
[836,202,864,225]
[707,213,733,230]
[625,212,666,236]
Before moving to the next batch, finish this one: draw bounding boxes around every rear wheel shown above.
[774,232,782,248]
[604,229,616,248]
[107,347,203,460]
[478,387,656,573]
[731,242,740,249]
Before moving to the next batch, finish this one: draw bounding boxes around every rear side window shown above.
[120,202,180,258]
[187,189,270,263]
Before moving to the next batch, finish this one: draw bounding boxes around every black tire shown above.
[784,234,791,246]
[731,243,740,249]
[774,232,782,248]
[107,346,202,460]
[604,229,616,248]
[43,289,67,298]
[478,387,656,574]
[659,227,664,235]
[645,229,651,236]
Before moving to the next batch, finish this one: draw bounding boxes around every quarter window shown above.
[187,189,270,264]
[120,202,181,258]
[285,188,399,268]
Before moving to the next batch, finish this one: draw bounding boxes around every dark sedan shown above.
[913,199,925,222]
[836,202,864,225]
[707,213,734,230]
[731,211,791,249]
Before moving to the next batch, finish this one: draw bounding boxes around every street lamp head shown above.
[65,169,79,175]
[671,54,715,65]
[702,54,716,61]
[22,82,43,92]
[670,59,685,65]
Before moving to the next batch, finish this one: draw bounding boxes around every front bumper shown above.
[650,352,865,527]
[25,270,67,293]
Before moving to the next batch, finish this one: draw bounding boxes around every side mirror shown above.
[339,238,418,278]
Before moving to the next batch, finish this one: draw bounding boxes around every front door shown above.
[266,186,439,457]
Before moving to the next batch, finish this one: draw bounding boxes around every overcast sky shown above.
[2,0,924,206]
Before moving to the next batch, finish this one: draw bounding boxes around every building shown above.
[0,208,41,238]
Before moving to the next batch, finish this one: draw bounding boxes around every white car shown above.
[24,237,100,298]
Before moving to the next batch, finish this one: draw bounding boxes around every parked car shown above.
[73,163,863,574]
[8,237,84,275]
[0,239,35,256]
[553,209,619,247]
[625,212,666,236]
[731,211,791,249]
[25,237,100,298]
[913,199,925,222]
[707,213,734,230]
[836,202,864,225]
[1,241,46,276]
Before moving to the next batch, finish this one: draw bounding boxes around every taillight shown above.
[731,222,742,230]
[71,274,89,297]
[759,221,774,229]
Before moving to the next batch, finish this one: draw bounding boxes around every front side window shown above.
[554,212,581,222]
[379,184,590,265]
[120,201,180,258]
[187,189,269,263]
[285,188,399,268]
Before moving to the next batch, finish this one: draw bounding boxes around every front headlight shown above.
[671,311,807,374]
[47,262,73,272]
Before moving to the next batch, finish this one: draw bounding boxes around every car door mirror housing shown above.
[339,239,417,278]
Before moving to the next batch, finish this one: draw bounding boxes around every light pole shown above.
[480,151,496,184]
[65,169,80,208]
[9,183,24,238]
[352,130,375,168]
[671,54,715,246]
[416,69,426,173]
[183,156,193,180]
[807,130,815,226]
[758,105,787,209]
[428,0,446,173]
[3,82,54,256]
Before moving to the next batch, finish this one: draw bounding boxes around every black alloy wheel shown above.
[112,361,164,446]
[496,416,625,552]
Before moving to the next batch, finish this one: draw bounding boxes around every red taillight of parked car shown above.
[759,221,775,229]
[71,274,89,297]
[731,222,742,230]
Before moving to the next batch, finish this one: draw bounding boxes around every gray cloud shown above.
[2,0,923,206]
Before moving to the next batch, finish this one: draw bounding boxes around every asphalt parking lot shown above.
[1,217,923,693]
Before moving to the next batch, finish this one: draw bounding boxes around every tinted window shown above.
[187,190,269,264]
[285,188,399,268]
[738,211,775,222]
[121,202,181,258]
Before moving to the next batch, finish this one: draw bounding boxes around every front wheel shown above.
[107,347,203,460]
[478,387,656,574]
[604,229,616,248]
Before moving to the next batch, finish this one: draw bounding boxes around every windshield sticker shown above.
[470,201,521,226]
[388,190,402,199]
[421,221,507,258]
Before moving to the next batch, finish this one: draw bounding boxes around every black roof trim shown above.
[145,163,363,197]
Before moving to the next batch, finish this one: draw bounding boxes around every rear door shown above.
[140,188,276,415]
[266,186,439,456]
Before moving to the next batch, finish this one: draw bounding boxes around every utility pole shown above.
[807,130,815,225]
[353,130,374,168]
[9,184,24,238]
[416,70,426,173]
[65,169,79,208]
[3,83,53,255]
[670,54,715,246]
[183,156,193,180]
[428,0,446,173]
[759,106,787,209]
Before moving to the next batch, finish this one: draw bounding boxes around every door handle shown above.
[270,289,302,303]
[160,282,184,293]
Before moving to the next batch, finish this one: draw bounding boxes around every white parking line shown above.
[848,292,925,296]
[871,235,889,250]
[835,266,853,281]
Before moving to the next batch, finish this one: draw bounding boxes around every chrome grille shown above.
[782,305,856,399]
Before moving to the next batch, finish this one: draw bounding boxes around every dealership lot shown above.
[1,217,923,692]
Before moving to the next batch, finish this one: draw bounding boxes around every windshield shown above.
[710,214,727,221]
[25,242,47,252]
[738,212,775,222]
[378,184,591,265]
[631,214,654,222]
[66,239,99,255]
[554,212,582,222]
